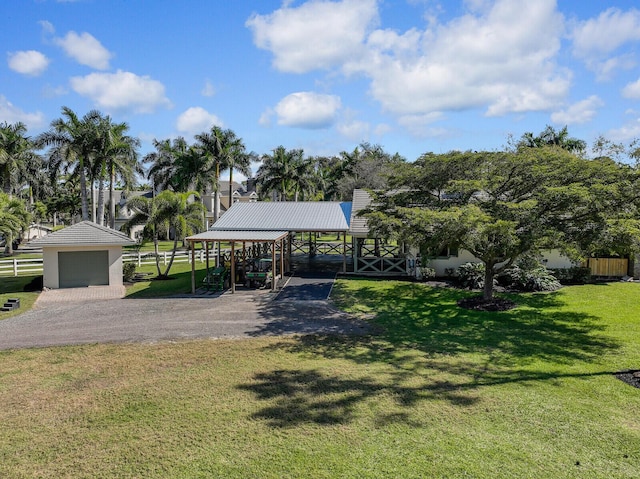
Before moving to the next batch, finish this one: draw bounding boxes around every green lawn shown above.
[0,280,639,478]
[124,261,209,298]
[0,275,41,319]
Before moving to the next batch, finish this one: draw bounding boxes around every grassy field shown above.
[0,279,639,477]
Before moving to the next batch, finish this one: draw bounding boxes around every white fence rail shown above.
[0,250,223,277]
[0,258,45,277]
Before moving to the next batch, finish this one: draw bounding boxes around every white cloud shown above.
[0,95,46,128]
[39,20,55,35]
[252,0,569,119]
[571,8,640,59]
[551,95,604,125]
[337,119,370,141]
[42,84,68,98]
[54,30,112,69]
[622,78,640,99]
[273,92,342,129]
[258,108,274,127]
[397,112,448,138]
[246,0,378,73]
[7,50,50,76]
[201,80,216,97]
[571,8,640,78]
[176,107,224,136]
[349,0,569,117]
[608,118,640,143]
[70,70,171,113]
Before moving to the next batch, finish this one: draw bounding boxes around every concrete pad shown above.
[35,285,126,306]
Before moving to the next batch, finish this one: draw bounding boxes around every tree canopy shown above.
[365,146,640,300]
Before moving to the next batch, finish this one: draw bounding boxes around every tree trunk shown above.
[153,230,162,278]
[79,161,89,221]
[228,169,233,210]
[483,264,495,301]
[162,238,180,277]
[96,178,106,226]
[109,163,116,229]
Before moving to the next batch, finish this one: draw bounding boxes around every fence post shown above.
[163,251,168,265]
[13,259,18,277]
[138,252,142,267]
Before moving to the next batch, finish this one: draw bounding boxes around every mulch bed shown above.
[615,370,640,389]
[457,296,517,311]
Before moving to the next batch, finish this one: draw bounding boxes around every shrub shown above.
[456,262,486,289]
[549,266,592,284]
[123,262,136,282]
[417,267,436,280]
[500,265,561,292]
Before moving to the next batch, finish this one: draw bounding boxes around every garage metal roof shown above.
[186,230,289,242]
[210,202,351,232]
[28,221,136,247]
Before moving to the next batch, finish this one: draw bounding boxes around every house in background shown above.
[112,180,259,237]
[349,189,576,277]
[29,221,135,289]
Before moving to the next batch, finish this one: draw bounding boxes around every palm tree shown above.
[0,122,41,199]
[94,118,140,228]
[154,190,205,277]
[519,125,587,156]
[0,192,30,255]
[217,131,252,209]
[255,146,314,201]
[38,107,103,221]
[123,190,204,278]
[144,137,186,193]
[193,126,230,222]
[255,146,295,201]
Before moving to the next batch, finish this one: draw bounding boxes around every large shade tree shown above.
[365,146,638,301]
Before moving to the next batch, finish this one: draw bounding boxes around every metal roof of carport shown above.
[209,201,351,232]
[186,230,289,242]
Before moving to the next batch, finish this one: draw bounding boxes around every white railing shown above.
[0,249,227,277]
[0,257,45,277]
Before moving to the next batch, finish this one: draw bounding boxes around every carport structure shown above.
[185,201,351,294]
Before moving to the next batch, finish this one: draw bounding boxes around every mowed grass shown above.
[0,275,41,319]
[124,261,209,298]
[0,280,639,477]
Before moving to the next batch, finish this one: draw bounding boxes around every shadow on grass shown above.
[238,365,618,428]
[240,281,621,427]
[261,282,616,366]
[125,268,207,299]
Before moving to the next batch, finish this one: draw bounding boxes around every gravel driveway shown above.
[0,285,369,350]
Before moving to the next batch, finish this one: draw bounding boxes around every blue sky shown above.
[3,0,640,176]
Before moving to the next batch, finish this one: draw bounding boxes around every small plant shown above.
[123,262,137,282]
[456,262,486,289]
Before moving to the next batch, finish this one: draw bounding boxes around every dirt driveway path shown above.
[0,286,369,350]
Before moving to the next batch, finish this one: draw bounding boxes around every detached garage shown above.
[29,221,136,289]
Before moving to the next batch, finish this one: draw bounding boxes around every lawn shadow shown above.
[241,281,621,428]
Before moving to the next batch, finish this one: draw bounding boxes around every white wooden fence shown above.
[0,250,219,277]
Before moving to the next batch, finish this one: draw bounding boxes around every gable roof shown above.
[29,221,136,247]
[211,201,351,232]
